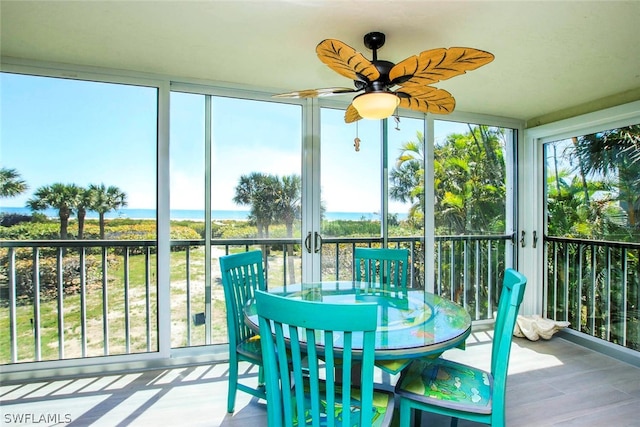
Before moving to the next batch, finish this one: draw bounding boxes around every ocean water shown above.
[0,207,406,222]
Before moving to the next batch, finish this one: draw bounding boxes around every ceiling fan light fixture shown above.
[352,92,400,120]
[274,32,494,123]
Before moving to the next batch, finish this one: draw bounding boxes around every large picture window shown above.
[544,124,640,350]
[432,120,515,319]
[169,92,302,347]
[0,73,158,363]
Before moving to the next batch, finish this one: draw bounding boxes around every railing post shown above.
[56,247,64,360]
[436,240,442,295]
[590,243,596,337]
[449,241,455,302]
[124,246,130,354]
[577,244,583,333]
[102,247,109,356]
[622,248,628,346]
[463,239,469,308]
[605,246,612,341]
[32,247,41,361]
[283,244,288,286]
[9,247,18,363]
[80,247,87,358]
[186,246,192,347]
[474,239,480,319]
[145,246,152,352]
[487,240,493,318]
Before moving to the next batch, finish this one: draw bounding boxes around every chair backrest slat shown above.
[354,248,409,294]
[256,290,379,427]
[490,268,527,418]
[219,251,266,346]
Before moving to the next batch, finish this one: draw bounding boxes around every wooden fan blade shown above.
[273,87,357,98]
[316,39,380,83]
[344,103,362,123]
[389,47,494,86]
[396,86,456,115]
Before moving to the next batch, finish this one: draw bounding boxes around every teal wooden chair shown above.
[255,289,395,427]
[219,250,267,413]
[394,268,527,427]
[354,247,409,294]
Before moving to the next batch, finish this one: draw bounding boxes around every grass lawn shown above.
[1,248,214,364]
[0,245,299,364]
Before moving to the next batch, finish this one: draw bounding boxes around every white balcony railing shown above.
[16,234,637,367]
[545,236,640,351]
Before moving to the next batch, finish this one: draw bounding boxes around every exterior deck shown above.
[3,330,639,427]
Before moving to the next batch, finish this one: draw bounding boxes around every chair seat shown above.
[296,379,395,427]
[395,358,493,414]
[395,269,526,427]
[237,336,262,363]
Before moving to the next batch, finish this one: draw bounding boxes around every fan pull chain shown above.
[394,109,401,131]
[354,121,360,152]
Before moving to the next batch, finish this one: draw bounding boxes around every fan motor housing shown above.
[356,59,394,93]
[372,60,394,82]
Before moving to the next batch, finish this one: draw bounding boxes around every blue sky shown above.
[1,72,469,214]
[1,73,157,208]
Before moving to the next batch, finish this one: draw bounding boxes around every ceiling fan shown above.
[274,32,494,123]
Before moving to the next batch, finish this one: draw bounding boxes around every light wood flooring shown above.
[2,331,640,426]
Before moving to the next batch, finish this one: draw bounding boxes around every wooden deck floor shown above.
[2,331,639,426]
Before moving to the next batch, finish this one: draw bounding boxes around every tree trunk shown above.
[77,208,86,239]
[60,214,69,239]
[627,196,637,227]
[571,137,590,205]
[99,213,106,239]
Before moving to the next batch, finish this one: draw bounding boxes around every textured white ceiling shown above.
[2,1,640,123]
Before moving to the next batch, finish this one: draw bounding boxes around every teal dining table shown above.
[244,280,472,374]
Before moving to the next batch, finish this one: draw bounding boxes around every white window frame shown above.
[522,100,640,317]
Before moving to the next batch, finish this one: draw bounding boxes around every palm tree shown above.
[390,134,425,224]
[0,167,28,199]
[435,126,507,234]
[274,174,302,283]
[546,167,612,238]
[572,125,640,230]
[275,175,301,237]
[26,183,81,239]
[390,126,506,235]
[437,157,473,234]
[88,184,127,239]
[233,172,279,238]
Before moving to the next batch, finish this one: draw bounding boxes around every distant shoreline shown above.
[0,207,406,222]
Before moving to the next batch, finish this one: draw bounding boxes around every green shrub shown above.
[172,220,206,238]
[218,221,260,239]
[170,225,202,240]
[11,254,112,304]
[0,222,60,240]
[321,220,381,236]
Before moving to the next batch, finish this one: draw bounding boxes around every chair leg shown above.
[450,417,459,427]
[398,399,412,427]
[258,365,265,387]
[227,359,238,413]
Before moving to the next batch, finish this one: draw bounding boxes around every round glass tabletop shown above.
[245,281,471,360]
